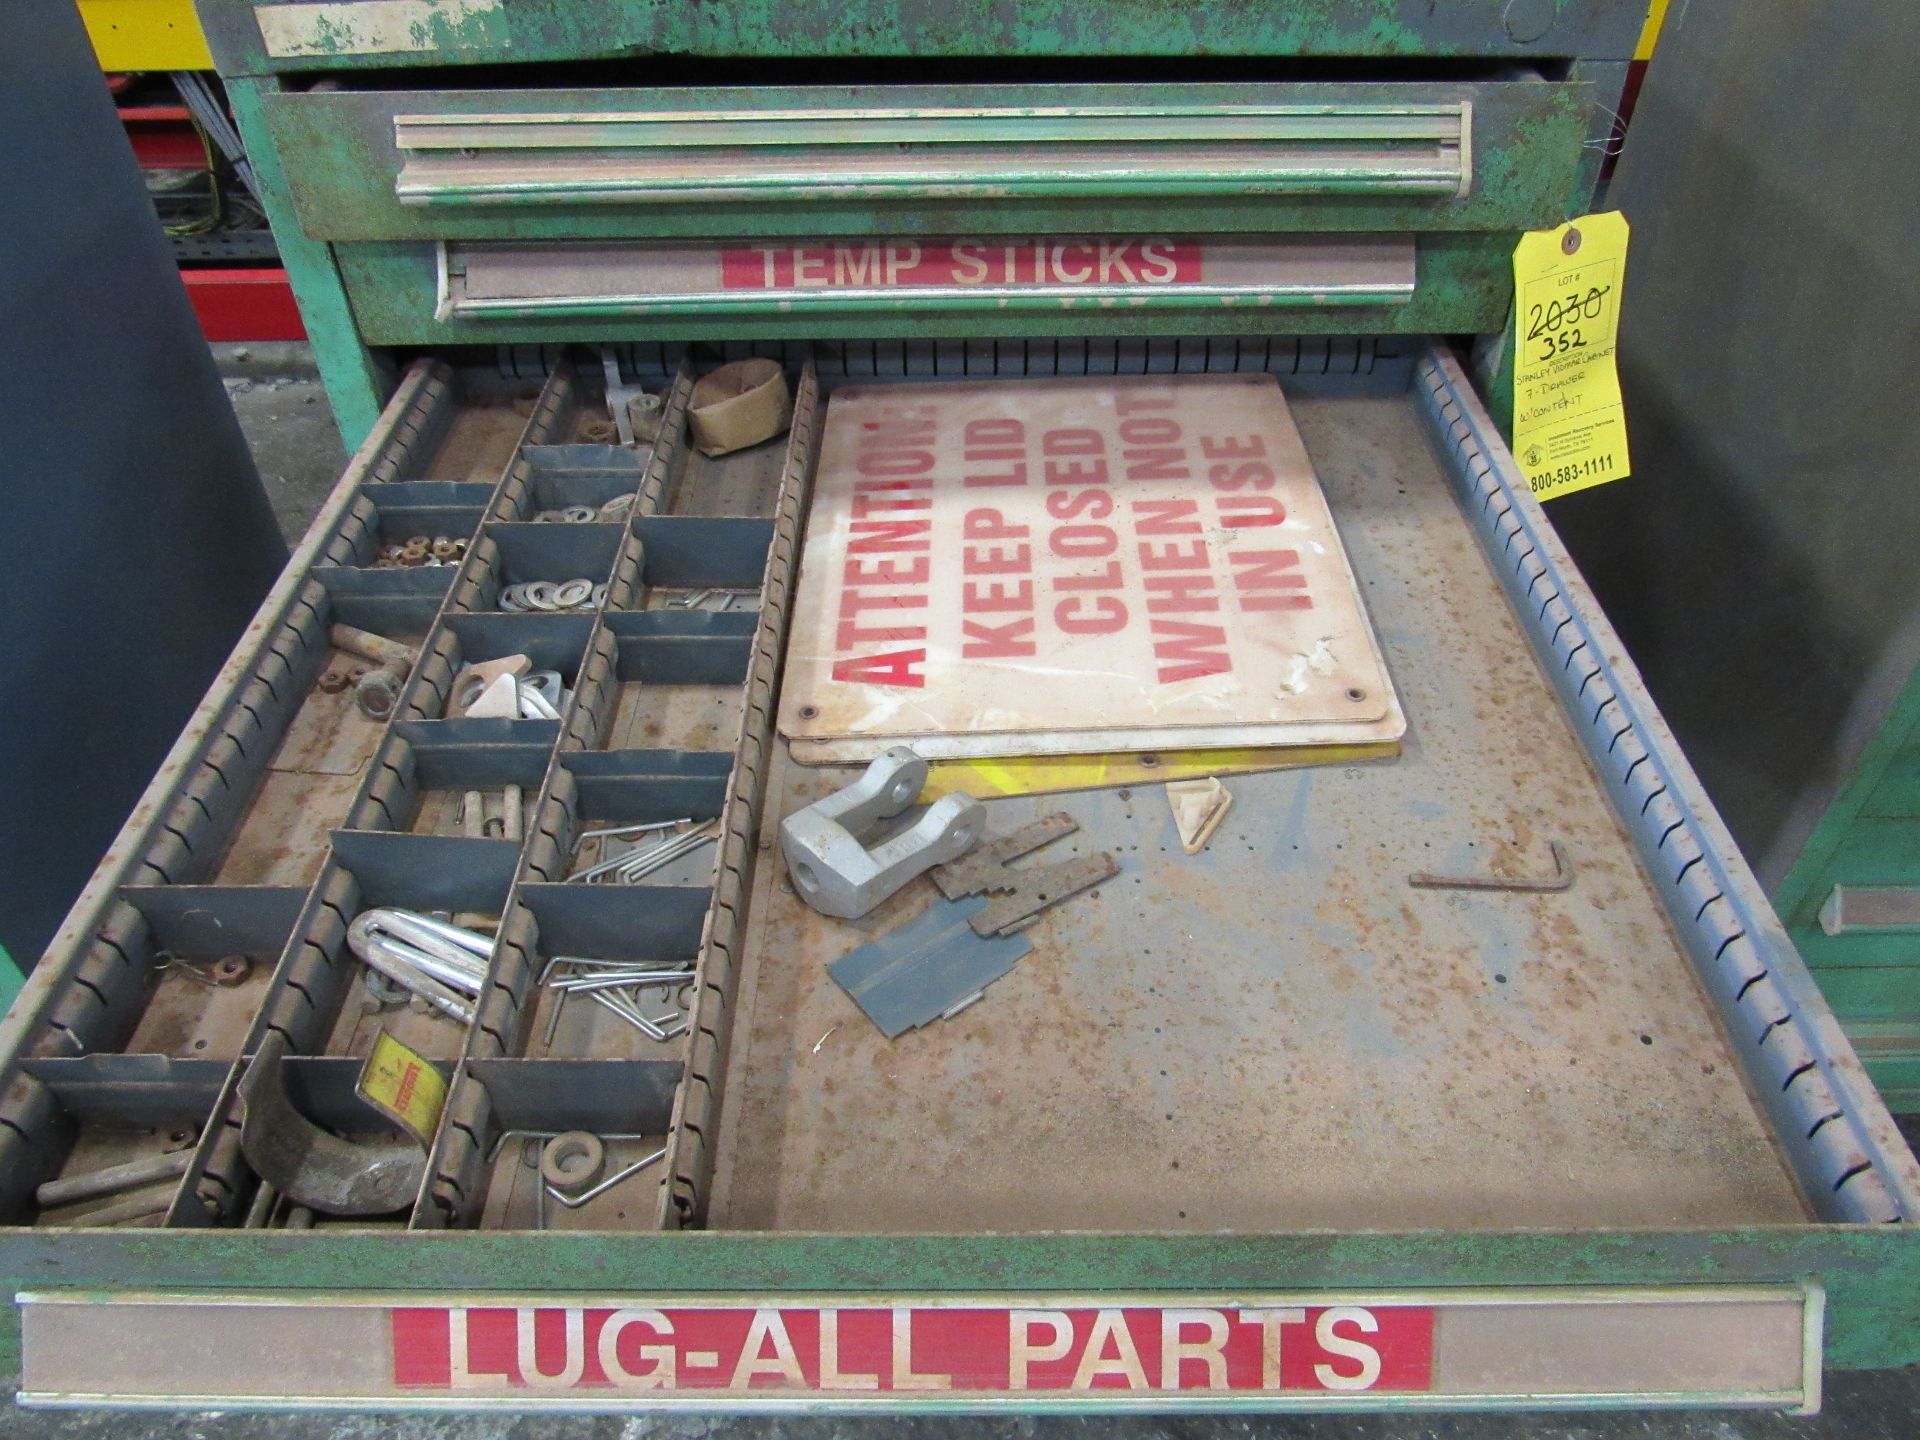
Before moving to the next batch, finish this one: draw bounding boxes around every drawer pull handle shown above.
[394,103,1473,208]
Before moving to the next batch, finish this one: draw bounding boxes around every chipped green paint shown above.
[227,76,390,446]
[255,0,511,58]
[1,1224,1917,1380]
[198,0,1649,76]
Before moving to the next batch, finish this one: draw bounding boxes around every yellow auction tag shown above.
[1511,211,1632,500]
[355,1030,447,1146]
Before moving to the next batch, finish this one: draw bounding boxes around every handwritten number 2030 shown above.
[1526,284,1611,363]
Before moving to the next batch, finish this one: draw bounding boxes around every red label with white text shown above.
[722,240,1204,291]
[17,1286,1820,1408]
[392,1303,1434,1395]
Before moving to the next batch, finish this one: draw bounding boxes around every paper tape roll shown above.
[688,358,792,457]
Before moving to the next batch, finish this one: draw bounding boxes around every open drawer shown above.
[3,337,1917,1413]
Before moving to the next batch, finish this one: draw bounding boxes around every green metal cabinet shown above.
[8,0,1920,1417]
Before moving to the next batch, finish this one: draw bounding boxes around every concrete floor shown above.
[21,346,1913,1439]
[214,343,345,545]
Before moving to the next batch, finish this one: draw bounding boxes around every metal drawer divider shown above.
[410,361,700,1227]
[658,363,820,1227]
[179,362,593,1223]
[405,362,817,1231]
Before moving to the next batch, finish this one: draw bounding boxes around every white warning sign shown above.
[780,375,1402,761]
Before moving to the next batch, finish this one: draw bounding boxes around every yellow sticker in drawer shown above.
[356,1031,446,1146]
[1512,212,1632,501]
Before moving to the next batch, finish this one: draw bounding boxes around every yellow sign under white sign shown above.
[1511,211,1632,502]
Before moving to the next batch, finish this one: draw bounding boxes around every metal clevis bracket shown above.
[781,747,985,919]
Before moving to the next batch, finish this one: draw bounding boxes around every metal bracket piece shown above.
[827,896,1033,1039]
[930,812,1119,935]
[780,747,985,919]
[932,811,1077,898]
[967,854,1120,937]
[236,1032,426,1217]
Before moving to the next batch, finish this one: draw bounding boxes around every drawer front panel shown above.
[264,82,1593,243]
[337,234,1518,344]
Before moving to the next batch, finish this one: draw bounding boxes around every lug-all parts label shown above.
[1511,211,1633,501]
[17,1289,1819,1409]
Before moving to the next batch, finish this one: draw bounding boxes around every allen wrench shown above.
[544,1144,668,1211]
[1409,840,1574,893]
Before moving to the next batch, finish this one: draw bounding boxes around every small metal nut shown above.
[627,392,664,444]
[362,967,409,1007]
[355,667,403,720]
[430,537,459,561]
[210,955,251,987]
[540,1131,606,1192]
[316,670,351,694]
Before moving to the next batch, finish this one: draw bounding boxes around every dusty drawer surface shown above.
[708,387,1806,1233]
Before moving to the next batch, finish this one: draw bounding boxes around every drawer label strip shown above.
[19,1286,1819,1411]
[438,236,1417,319]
